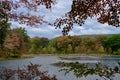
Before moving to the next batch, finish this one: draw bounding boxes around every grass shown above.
[0,57,27,61]
[0,53,120,61]
[21,53,119,58]
[0,55,33,60]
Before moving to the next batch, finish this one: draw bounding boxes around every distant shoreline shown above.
[1,53,120,61]
[0,53,120,60]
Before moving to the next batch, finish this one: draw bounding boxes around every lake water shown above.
[0,56,120,80]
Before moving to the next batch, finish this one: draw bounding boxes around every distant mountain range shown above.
[79,34,120,38]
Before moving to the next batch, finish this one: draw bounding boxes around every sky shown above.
[11,0,120,39]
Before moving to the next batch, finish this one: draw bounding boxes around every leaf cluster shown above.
[0,63,57,80]
[56,61,120,79]
[54,0,120,35]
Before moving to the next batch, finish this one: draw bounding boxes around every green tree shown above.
[0,22,10,50]
[0,0,11,51]
[106,35,120,54]
[39,37,49,48]
[30,37,41,53]
[46,40,56,54]
[70,35,82,53]
[96,35,108,52]
[82,36,96,53]
[30,37,49,54]
[0,3,11,50]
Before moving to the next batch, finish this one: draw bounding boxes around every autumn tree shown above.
[19,27,30,52]
[54,0,120,35]
[54,36,71,53]
[0,0,56,26]
[70,35,82,53]
[0,0,119,35]
[0,0,56,55]
[3,27,30,57]
[96,35,108,52]
[3,34,11,52]
[3,29,21,57]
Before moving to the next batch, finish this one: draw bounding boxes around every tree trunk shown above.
[72,47,75,53]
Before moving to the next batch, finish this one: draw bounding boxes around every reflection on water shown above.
[59,56,120,61]
[0,56,120,80]
[59,56,120,67]
[53,61,120,80]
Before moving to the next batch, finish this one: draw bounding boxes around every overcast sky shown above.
[11,0,120,39]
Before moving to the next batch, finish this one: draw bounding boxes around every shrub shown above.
[0,63,57,80]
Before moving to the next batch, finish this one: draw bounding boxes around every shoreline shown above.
[1,53,120,61]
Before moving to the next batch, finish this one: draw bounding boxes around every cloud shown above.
[26,25,62,38]
[38,0,72,23]
[70,20,120,35]
[11,0,120,39]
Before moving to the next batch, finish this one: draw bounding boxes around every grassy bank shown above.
[1,53,120,60]
[21,53,119,58]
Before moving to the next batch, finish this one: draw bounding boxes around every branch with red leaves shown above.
[0,0,56,26]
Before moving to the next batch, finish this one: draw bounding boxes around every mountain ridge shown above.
[79,33,120,37]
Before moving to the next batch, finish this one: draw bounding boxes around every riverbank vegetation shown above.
[0,0,120,59]
[0,26,120,59]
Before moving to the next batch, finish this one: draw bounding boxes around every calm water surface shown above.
[0,56,120,80]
